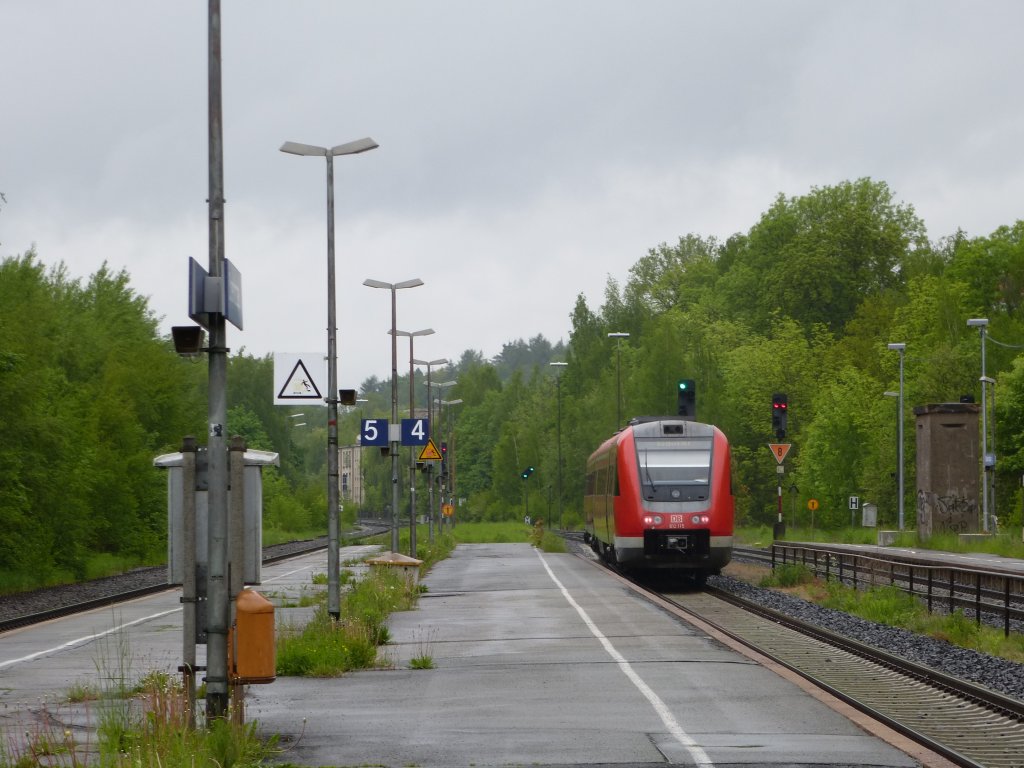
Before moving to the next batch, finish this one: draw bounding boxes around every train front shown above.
[616,419,734,575]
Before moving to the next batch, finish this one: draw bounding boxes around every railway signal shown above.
[772,393,788,439]
[677,379,696,420]
[521,466,535,480]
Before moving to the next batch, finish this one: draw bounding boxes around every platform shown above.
[247,543,931,768]
[776,539,1024,577]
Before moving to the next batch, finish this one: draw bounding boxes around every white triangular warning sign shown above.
[277,359,323,400]
[418,438,443,462]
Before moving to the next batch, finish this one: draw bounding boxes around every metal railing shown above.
[771,542,1024,637]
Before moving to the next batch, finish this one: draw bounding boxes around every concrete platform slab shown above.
[247,543,923,767]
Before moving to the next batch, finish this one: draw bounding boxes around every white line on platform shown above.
[535,549,715,768]
[0,608,181,670]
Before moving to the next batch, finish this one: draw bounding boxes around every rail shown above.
[771,542,1024,637]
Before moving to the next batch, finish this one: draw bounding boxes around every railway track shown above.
[0,526,388,634]
[654,579,1024,768]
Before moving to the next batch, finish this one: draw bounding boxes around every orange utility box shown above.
[230,589,276,684]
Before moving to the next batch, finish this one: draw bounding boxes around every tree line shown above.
[3,176,1023,588]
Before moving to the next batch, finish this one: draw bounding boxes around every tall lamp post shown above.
[435,381,457,529]
[364,278,425,553]
[608,332,630,429]
[205,0,229,718]
[436,397,463,528]
[413,356,449,543]
[887,343,906,531]
[981,374,997,528]
[392,328,435,555]
[549,361,568,530]
[280,137,378,621]
[968,318,990,532]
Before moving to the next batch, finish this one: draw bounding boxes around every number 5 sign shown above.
[360,419,389,447]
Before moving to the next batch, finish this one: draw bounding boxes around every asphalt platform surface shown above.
[248,543,936,768]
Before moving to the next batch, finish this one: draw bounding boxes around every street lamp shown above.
[981,374,997,528]
[550,361,568,530]
[392,328,435,555]
[413,357,449,543]
[434,380,457,532]
[436,396,463,529]
[364,277,425,553]
[608,332,630,429]
[967,318,990,532]
[887,343,906,530]
[281,136,378,621]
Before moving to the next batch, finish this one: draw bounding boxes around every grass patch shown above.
[758,563,814,588]
[4,634,272,767]
[728,561,1024,664]
[276,567,419,677]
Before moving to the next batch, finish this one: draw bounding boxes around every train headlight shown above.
[692,514,709,525]
[644,515,663,526]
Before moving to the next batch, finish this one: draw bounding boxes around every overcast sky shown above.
[2,1,1023,388]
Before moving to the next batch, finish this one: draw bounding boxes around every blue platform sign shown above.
[360,418,389,447]
[401,418,429,446]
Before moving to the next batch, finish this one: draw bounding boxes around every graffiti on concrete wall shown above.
[917,490,977,537]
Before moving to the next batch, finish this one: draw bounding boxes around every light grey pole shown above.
[968,319,990,532]
[325,151,339,619]
[413,357,448,543]
[550,362,567,531]
[608,332,630,429]
[887,343,906,531]
[281,137,378,619]
[205,0,229,720]
[394,329,434,556]
[364,278,424,553]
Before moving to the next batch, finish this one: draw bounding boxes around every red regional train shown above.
[583,417,734,581]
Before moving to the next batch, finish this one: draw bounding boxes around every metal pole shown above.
[205,0,230,720]
[390,288,400,553]
[615,340,622,428]
[426,366,434,544]
[408,336,416,556]
[981,327,989,533]
[181,436,198,729]
[556,374,563,530]
[990,379,997,527]
[325,153,341,620]
[897,350,905,531]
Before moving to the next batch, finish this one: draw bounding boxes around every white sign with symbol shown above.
[274,352,326,405]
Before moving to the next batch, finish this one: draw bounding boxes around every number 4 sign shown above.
[401,418,429,446]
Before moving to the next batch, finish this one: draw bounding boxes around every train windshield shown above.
[635,436,712,500]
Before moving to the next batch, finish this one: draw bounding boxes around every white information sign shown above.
[273,352,327,405]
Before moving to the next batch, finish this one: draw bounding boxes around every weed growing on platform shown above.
[2,674,271,768]
[409,626,438,670]
[276,567,418,676]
